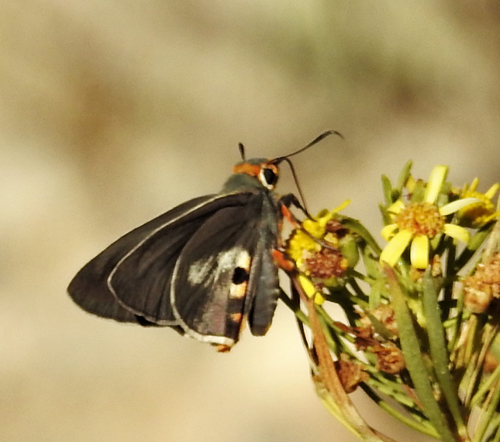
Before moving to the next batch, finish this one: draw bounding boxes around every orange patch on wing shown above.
[230,313,243,323]
[230,281,248,299]
[216,344,233,353]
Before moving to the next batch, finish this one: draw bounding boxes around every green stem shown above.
[471,355,500,409]
[474,376,500,442]
[361,384,440,439]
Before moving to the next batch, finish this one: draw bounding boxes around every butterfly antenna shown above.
[271,130,343,211]
[280,157,310,213]
[238,143,246,160]
[274,130,343,162]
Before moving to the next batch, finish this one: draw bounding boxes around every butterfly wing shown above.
[109,192,280,345]
[68,194,240,324]
[69,188,282,346]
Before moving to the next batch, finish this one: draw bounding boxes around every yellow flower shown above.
[287,201,350,268]
[380,165,479,269]
[287,210,335,266]
[458,178,500,227]
[286,202,351,301]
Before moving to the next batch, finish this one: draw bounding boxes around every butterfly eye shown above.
[260,166,279,189]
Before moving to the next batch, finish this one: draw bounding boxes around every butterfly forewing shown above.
[68,196,213,323]
[104,194,258,324]
[69,195,236,323]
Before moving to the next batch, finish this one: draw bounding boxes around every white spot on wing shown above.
[187,247,251,287]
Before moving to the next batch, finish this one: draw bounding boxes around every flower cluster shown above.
[286,203,355,303]
[284,161,500,442]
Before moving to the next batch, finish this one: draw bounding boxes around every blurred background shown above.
[1,1,500,441]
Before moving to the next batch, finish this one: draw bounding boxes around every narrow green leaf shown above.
[422,270,468,439]
[395,160,413,193]
[340,216,382,255]
[455,224,494,269]
[474,378,500,442]
[379,203,392,226]
[410,180,426,203]
[384,265,458,442]
[369,281,382,310]
[360,385,440,439]
[381,174,393,206]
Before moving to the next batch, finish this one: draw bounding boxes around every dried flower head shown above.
[372,343,406,375]
[464,252,500,313]
[305,248,348,279]
[287,204,351,287]
[335,354,369,393]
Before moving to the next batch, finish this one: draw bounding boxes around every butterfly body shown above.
[68,157,284,349]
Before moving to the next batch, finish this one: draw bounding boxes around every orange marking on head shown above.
[233,163,261,177]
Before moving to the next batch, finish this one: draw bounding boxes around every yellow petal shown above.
[439,197,481,215]
[380,229,413,266]
[406,175,416,193]
[469,177,479,192]
[314,293,325,305]
[424,165,448,204]
[443,224,470,244]
[410,235,429,269]
[387,199,405,215]
[298,274,317,298]
[486,183,500,199]
[381,224,399,241]
[333,200,351,213]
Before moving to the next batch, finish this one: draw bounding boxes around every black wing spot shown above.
[232,267,249,285]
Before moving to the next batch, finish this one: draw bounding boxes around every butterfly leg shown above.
[278,194,339,252]
[279,193,313,220]
[271,249,295,272]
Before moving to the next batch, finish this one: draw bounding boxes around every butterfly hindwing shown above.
[246,210,281,336]
[170,196,272,345]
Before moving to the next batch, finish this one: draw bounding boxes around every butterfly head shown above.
[233,158,280,190]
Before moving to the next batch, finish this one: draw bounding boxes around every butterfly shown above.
[68,131,336,350]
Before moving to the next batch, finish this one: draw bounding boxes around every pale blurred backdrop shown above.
[1,1,500,442]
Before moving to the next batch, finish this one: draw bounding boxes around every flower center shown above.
[395,202,445,238]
